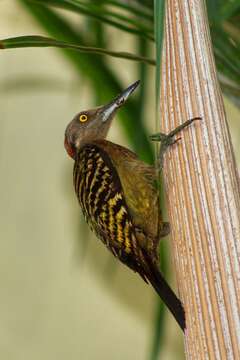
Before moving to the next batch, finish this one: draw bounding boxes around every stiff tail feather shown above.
[146,263,185,331]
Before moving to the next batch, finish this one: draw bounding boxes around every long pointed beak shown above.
[101,80,140,122]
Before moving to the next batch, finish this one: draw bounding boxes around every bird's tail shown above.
[146,262,185,331]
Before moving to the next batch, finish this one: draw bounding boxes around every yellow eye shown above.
[79,114,88,122]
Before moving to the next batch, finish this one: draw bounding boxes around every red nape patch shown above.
[64,137,75,159]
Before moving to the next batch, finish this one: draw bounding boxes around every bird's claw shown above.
[150,117,202,172]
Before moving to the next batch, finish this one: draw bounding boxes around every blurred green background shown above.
[0,1,239,360]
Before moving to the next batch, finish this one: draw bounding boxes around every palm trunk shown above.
[156,0,240,358]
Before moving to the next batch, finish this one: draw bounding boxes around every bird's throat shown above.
[64,137,76,159]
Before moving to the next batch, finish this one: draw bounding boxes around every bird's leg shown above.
[150,117,201,172]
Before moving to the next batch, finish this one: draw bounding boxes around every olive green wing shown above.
[95,140,160,241]
[74,143,147,272]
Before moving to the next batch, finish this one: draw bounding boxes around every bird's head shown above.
[64,80,140,159]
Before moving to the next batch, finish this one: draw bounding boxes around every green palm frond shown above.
[29,0,154,41]
[3,0,239,105]
[0,35,155,65]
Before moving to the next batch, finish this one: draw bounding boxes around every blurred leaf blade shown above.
[220,1,240,21]
[207,1,240,91]
[154,0,165,109]
[16,0,240,106]
[105,0,154,21]
[150,2,167,360]
[150,301,165,360]
[136,0,154,9]
[28,0,155,41]
[76,1,154,33]
[136,37,149,124]
[210,24,240,101]
[150,239,170,360]
[0,35,156,66]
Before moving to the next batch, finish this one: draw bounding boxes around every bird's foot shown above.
[159,221,170,238]
[150,117,201,172]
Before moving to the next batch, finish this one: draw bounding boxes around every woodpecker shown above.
[64,80,200,331]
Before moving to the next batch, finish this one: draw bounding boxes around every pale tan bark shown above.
[159,0,240,358]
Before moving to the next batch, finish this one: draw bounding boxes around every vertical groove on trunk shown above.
[159,0,240,358]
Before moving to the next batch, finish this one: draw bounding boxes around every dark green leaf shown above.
[211,26,240,83]
[154,0,165,109]
[28,0,155,41]
[150,2,168,360]
[220,1,240,21]
[104,0,154,21]
[0,35,156,65]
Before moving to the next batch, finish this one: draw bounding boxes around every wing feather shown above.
[74,143,146,274]
[93,140,160,240]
